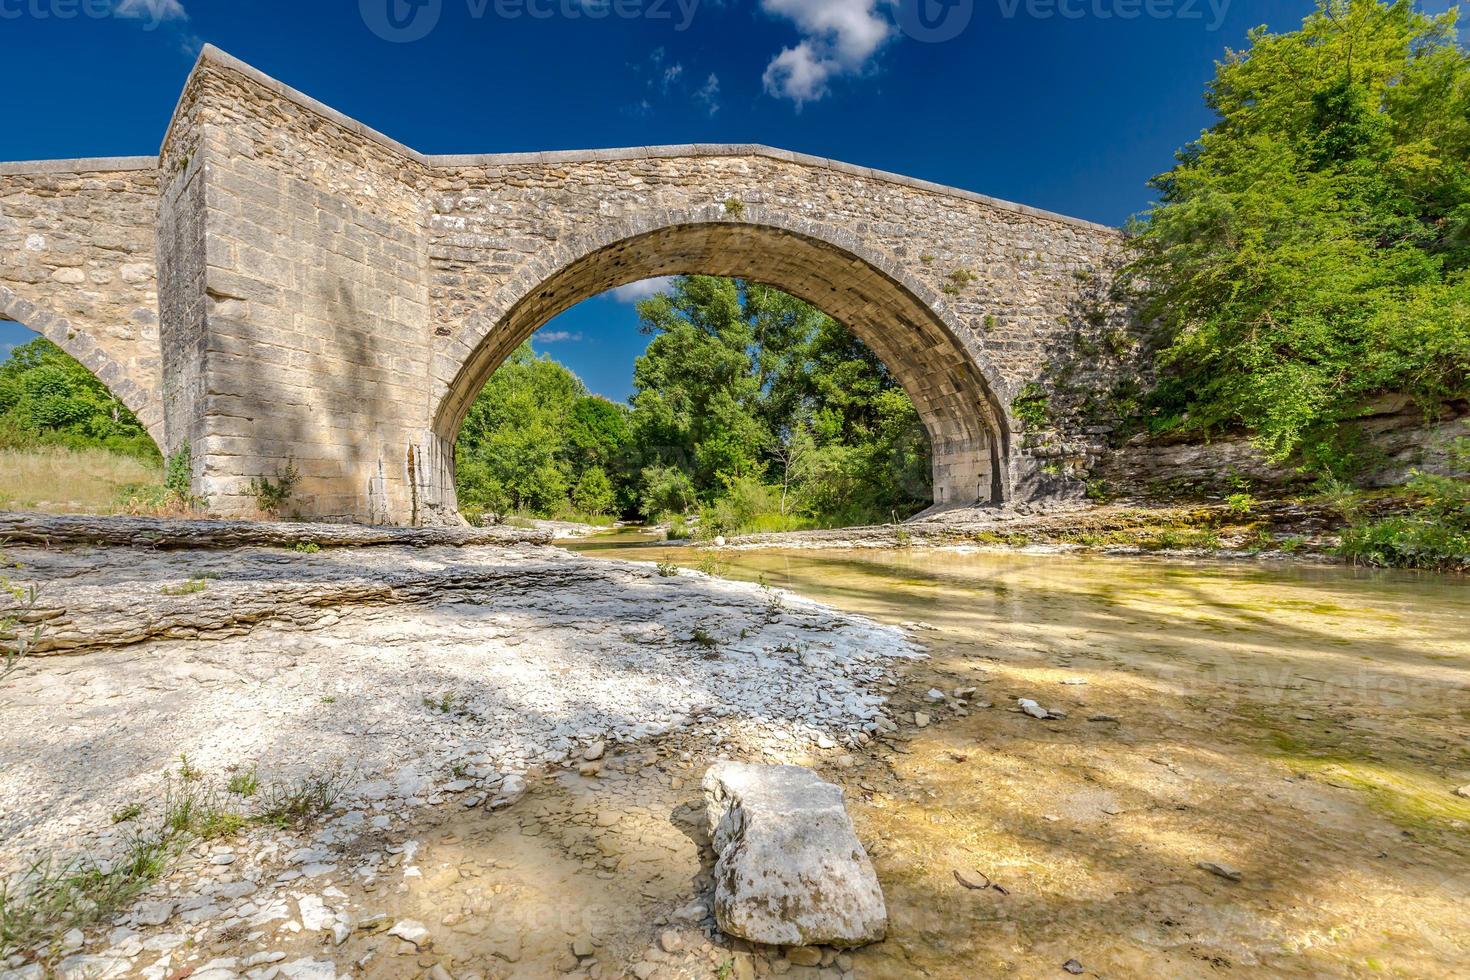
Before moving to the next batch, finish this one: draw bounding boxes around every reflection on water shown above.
[565,528,1470,669]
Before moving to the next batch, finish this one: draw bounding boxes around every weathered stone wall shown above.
[159,58,439,522]
[1094,399,1470,498]
[0,160,165,445]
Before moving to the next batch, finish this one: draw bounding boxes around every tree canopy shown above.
[0,337,157,460]
[453,276,932,531]
[1127,0,1470,470]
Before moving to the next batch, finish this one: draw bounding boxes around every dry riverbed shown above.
[3,517,1468,978]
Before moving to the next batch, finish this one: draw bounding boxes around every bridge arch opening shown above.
[432,218,1011,523]
[0,316,164,512]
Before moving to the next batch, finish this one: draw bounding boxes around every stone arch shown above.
[430,205,1013,512]
[0,285,165,451]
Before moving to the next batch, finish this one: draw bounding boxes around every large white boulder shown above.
[702,762,887,947]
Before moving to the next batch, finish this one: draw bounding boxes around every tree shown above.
[1127,0,1470,468]
[624,275,931,524]
[0,337,157,459]
[572,466,616,515]
[454,278,935,530]
[454,343,630,517]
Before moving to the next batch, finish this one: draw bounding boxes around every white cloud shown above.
[114,0,189,24]
[609,277,675,303]
[694,73,721,116]
[537,330,584,343]
[760,0,894,106]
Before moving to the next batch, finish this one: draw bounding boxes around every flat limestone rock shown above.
[702,762,887,947]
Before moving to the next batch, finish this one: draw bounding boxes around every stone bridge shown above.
[0,46,1128,525]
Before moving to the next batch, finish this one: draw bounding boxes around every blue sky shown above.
[2,0,1463,398]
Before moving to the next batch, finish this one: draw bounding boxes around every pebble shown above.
[913,712,931,727]
[786,947,822,967]
[1198,861,1244,882]
[583,741,606,761]
[658,929,682,953]
[1455,784,1470,799]
[387,920,431,947]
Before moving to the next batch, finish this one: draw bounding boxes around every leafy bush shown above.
[249,461,300,517]
[1012,383,1051,430]
[571,466,616,515]
[640,464,698,519]
[1125,1,1470,466]
[1339,464,1470,571]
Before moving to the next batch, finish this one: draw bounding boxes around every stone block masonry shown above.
[0,45,1136,524]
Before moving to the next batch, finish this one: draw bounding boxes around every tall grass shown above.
[0,447,162,515]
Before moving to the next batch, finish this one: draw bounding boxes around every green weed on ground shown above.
[0,762,348,962]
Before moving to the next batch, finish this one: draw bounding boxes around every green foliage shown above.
[571,466,616,515]
[456,344,630,519]
[640,464,698,518]
[1225,492,1256,516]
[0,338,158,461]
[1127,0,1470,466]
[164,442,191,497]
[249,461,300,516]
[160,578,210,597]
[227,767,260,797]
[1339,444,1470,570]
[0,761,346,961]
[1012,383,1051,430]
[941,268,976,295]
[453,276,932,533]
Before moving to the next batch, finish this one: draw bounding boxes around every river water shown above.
[565,528,1470,977]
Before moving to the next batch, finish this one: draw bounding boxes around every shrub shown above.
[1339,467,1470,571]
[249,461,301,517]
[1012,383,1051,430]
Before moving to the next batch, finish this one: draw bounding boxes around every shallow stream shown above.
[562,528,1470,976]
